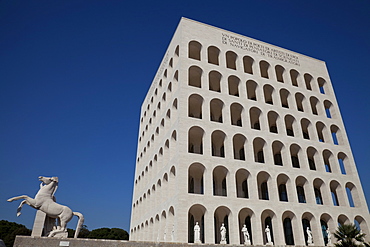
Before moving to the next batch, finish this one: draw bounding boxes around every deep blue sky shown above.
[1,1,369,232]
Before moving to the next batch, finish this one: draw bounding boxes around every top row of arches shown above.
[188,41,330,95]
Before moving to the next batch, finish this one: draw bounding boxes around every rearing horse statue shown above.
[7,176,84,238]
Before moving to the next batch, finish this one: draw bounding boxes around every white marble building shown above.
[130,18,370,245]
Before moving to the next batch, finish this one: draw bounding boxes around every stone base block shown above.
[14,236,327,247]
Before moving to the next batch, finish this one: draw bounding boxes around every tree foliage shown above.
[334,223,366,247]
[68,225,129,240]
[1,220,129,246]
[88,227,129,240]
[0,220,31,247]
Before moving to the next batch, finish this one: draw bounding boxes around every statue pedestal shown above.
[244,240,251,245]
[31,210,67,238]
[195,240,202,244]
[220,240,227,244]
[31,210,47,237]
[308,243,314,246]
[266,241,274,245]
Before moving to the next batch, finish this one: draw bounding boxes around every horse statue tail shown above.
[73,212,84,238]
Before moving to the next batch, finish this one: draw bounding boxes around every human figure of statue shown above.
[265,225,273,245]
[241,224,251,245]
[220,223,227,244]
[194,222,201,243]
[326,228,332,246]
[307,227,313,245]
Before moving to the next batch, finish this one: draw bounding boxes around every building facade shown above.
[130,18,370,245]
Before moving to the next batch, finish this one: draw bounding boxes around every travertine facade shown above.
[130,18,370,245]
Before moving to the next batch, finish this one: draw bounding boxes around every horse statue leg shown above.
[7,195,37,216]
[16,200,27,217]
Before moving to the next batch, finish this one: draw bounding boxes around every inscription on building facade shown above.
[222,33,300,66]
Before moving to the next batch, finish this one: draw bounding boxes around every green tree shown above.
[334,224,366,247]
[67,225,90,238]
[87,227,129,240]
[0,220,31,247]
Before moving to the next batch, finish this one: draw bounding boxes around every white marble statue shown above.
[307,227,313,245]
[220,223,227,244]
[326,228,332,246]
[241,224,251,245]
[194,221,201,243]
[265,225,273,245]
[7,176,84,238]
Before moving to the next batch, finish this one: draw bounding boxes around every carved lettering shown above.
[222,33,300,66]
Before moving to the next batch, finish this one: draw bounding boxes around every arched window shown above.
[330,180,342,206]
[295,93,305,112]
[302,218,312,245]
[188,66,202,88]
[230,103,243,127]
[323,150,334,173]
[314,189,323,205]
[275,65,285,83]
[331,125,341,145]
[236,169,250,198]
[250,107,261,130]
[243,56,254,74]
[188,126,204,154]
[263,85,274,105]
[228,75,240,96]
[264,216,274,244]
[307,147,317,170]
[210,99,224,123]
[346,182,360,207]
[188,205,206,243]
[313,178,325,205]
[188,94,203,119]
[213,166,228,196]
[209,71,222,92]
[246,80,258,100]
[301,118,311,140]
[296,186,306,203]
[338,152,349,175]
[268,111,279,133]
[296,176,308,203]
[238,211,253,244]
[233,134,246,160]
[324,100,334,118]
[208,46,220,65]
[290,69,300,87]
[214,206,230,244]
[304,73,313,90]
[253,138,266,163]
[277,174,290,201]
[316,122,326,142]
[272,141,284,166]
[259,61,270,79]
[188,41,202,60]
[226,51,238,70]
[280,89,290,108]
[279,184,288,202]
[318,77,327,94]
[283,217,295,245]
[310,97,319,115]
[211,130,226,157]
[188,163,205,194]
[285,115,296,137]
[261,182,269,200]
